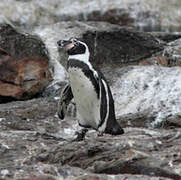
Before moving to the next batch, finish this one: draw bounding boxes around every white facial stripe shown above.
[65,43,74,51]
[98,79,109,132]
[68,41,89,61]
[68,41,98,77]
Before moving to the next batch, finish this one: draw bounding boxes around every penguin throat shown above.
[68,51,97,76]
[68,50,90,64]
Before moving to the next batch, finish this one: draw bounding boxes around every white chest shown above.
[68,67,100,128]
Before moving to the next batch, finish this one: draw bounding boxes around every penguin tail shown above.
[111,124,124,135]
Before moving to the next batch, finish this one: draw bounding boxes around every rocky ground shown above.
[0,97,181,180]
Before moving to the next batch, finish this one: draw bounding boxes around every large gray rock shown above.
[106,66,181,128]
[164,38,181,66]
[1,0,181,32]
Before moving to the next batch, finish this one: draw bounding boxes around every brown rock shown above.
[0,24,52,102]
[86,9,134,26]
[139,56,168,66]
[0,55,52,100]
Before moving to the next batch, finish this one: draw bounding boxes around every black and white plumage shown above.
[57,38,124,139]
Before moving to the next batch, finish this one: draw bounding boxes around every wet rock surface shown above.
[0,24,52,102]
[0,98,181,179]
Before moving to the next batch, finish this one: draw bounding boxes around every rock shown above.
[163,38,181,67]
[0,56,52,101]
[0,97,181,179]
[15,174,57,180]
[0,0,181,32]
[0,24,52,102]
[106,66,181,128]
[150,32,181,43]
[54,0,181,32]
[139,56,168,66]
[0,24,48,59]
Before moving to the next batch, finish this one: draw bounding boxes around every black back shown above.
[97,72,124,135]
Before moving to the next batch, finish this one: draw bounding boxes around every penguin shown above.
[57,38,124,141]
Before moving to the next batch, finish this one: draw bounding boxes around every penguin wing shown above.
[96,72,109,128]
[97,71,124,135]
[57,83,73,119]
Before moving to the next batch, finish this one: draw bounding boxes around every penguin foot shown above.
[72,129,88,141]
[97,131,104,137]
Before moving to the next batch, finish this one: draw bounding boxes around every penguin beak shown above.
[57,40,72,48]
[57,40,75,51]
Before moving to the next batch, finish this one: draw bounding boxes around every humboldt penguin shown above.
[57,38,124,140]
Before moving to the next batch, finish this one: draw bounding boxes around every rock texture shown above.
[164,38,181,67]
[139,56,168,66]
[0,0,181,32]
[0,24,52,102]
[0,98,180,179]
[0,56,52,101]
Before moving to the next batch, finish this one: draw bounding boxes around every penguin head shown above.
[57,38,88,56]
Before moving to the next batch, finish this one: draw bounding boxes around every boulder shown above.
[0,24,52,102]
[107,66,181,128]
[164,38,181,67]
[0,56,52,101]
[139,56,168,66]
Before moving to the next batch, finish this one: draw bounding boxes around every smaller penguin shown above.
[57,38,124,141]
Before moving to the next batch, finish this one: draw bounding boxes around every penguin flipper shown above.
[97,72,124,135]
[57,83,73,119]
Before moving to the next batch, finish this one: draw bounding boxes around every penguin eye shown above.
[74,41,79,46]
[69,38,78,45]
[69,37,74,41]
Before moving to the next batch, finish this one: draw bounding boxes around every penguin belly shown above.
[68,67,100,129]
